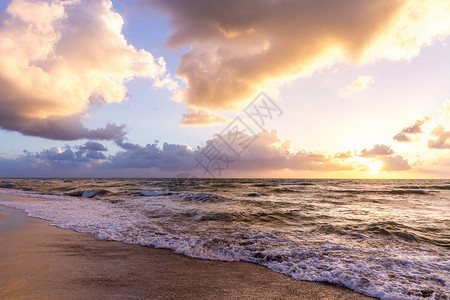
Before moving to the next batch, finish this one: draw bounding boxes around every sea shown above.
[0,178,449,300]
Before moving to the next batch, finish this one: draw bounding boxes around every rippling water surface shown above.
[1,178,449,299]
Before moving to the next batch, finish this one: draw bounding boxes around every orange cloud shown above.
[149,0,450,110]
[181,110,229,126]
[360,144,395,157]
[428,125,450,149]
[0,0,176,140]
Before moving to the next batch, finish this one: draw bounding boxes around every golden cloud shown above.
[0,0,176,140]
[181,110,229,126]
[150,0,450,110]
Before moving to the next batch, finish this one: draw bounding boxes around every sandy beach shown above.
[0,195,373,300]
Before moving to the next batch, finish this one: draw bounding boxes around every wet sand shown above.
[0,197,373,299]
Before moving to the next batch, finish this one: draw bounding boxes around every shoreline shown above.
[0,194,373,299]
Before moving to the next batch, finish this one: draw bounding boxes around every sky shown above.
[0,0,449,178]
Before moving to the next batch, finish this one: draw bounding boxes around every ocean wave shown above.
[271,188,297,193]
[388,189,438,195]
[140,191,180,197]
[39,180,66,183]
[253,182,313,187]
[0,183,15,189]
[306,221,450,249]
[334,189,439,195]
[279,182,313,186]
[65,189,111,198]
[354,222,450,249]
[195,211,304,225]
[245,193,267,197]
[399,185,450,190]
[254,183,273,187]
[181,192,229,203]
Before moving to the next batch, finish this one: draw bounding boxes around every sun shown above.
[368,160,383,172]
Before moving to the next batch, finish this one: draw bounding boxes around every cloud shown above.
[112,130,353,173]
[181,110,229,126]
[393,117,430,142]
[78,141,108,152]
[380,155,411,171]
[0,130,355,177]
[334,151,354,159]
[0,116,126,141]
[108,130,355,174]
[0,0,176,140]
[85,151,107,160]
[354,144,410,171]
[30,145,110,164]
[360,144,394,157]
[428,101,450,149]
[147,0,450,110]
[204,130,354,172]
[108,142,196,170]
[428,125,450,149]
[0,146,109,177]
[339,75,374,98]
[415,154,450,176]
[0,131,416,176]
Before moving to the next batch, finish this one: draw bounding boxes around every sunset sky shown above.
[0,0,450,178]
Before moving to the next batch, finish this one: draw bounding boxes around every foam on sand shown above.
[0,204,372,299]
